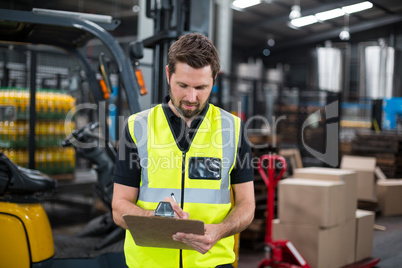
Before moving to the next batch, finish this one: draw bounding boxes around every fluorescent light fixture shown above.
[289,1,373,28]
[290,15,318,27]
[315,8,345,21]
[342,1,373,14]
[232,0,261,9]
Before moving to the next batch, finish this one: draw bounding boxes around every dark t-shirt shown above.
[113,96,254,187]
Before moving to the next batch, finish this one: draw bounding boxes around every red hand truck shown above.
[257,154,380,268]
[257,154,310,268]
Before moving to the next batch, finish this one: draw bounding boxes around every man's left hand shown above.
[172,224,221,254]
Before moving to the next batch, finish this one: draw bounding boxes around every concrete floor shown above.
[47,197,400,268]
[47,170,401,268]
[237,215,402,268]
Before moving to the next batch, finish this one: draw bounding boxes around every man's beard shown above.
[169,89,210,119]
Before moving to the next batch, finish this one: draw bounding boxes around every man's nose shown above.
[186,88,197,103]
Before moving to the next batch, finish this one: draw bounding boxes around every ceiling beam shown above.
[371,1,397,15]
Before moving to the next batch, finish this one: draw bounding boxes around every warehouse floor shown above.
[47,196,401,268]
[238,215,402,268]
[47,170,402,267]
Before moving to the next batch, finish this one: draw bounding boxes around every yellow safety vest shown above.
[124,103,241,268]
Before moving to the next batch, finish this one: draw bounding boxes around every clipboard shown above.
[123,214,205,250]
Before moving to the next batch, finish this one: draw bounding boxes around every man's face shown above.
[166,62,214,119]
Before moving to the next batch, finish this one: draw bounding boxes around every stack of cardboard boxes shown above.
[375,167,402,216]
[340,155,377,202]
[340,155,402,216]
[273,167,375,268]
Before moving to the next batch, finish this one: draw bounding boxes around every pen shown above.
[170,193,177,203]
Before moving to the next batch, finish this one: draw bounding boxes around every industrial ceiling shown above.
[231,0,402,61]
[1,0,402,64]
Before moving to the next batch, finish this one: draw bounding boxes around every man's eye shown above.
[179,84,187,88]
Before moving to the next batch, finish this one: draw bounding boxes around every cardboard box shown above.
[340,155,377,201]
[293,167,357,221]
[355,210,375,261]
[377,179,402,216]
[339,218,357,266]
[374,167,387,181]
[273,219,340,268]
[273,219,356,268]
[278,178,345,228]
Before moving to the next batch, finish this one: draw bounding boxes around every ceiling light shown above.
[342,1,373,14]
[339,14,350,40]
[289,0,301,20]
[290,15,318,27]
[132,5,140,13]
[289,5,301,20]
[232,0,261,9]
[315,8,345,21]
[339,28,350,40]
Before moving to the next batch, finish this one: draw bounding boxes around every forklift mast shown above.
[142,0,212,104]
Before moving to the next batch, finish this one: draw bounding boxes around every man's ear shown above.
[165,65,170,84]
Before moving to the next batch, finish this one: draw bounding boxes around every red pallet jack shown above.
[257,154,381,268]
[257,154,310,268]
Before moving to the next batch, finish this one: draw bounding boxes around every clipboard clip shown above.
[154,201,175,218]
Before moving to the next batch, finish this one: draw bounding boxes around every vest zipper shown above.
[181,151,186,208]
[179,151,186,268]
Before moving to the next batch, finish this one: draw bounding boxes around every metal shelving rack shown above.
[0,8,142,169]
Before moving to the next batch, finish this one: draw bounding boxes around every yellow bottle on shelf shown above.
[66,147,76,172]
[9,91,16,110]
[54,93,61,117]
[17,149,24,167]
[0,90,4,106]
[16,90,22,115]
[3,121,9,143]
[9,121,17,143]
[48,91,55,117]
[2,149,9,160]
[19,121,26,144]
[8,149,17,164]
[54,147,62,171]
[22,150,28,168]
[0,121,3,142]
[38,149,46,172]
[3,91,10,105]
[45,149,53,173]
[22,91,29,117]
[42,122,48,145]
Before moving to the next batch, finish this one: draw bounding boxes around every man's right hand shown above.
[163,196,190,219]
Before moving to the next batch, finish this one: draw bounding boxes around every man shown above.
[112,33,255,268]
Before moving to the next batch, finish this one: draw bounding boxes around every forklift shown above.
[0,1,214,267]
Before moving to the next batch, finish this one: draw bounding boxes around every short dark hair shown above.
[168,33,220,82]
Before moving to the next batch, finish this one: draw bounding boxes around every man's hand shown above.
[172,224,221,254]
[172,181,255,254]
[163,196,189,219]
